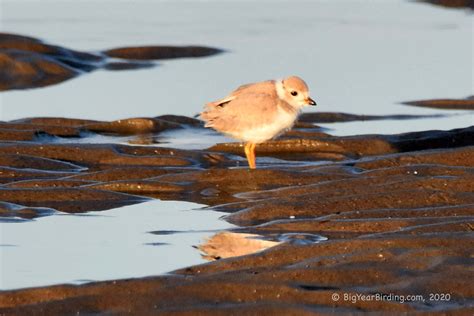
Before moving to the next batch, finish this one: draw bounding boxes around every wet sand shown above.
[1,0,473,309]
[0,104,473,314]
[403,96,474,110]
[418,0,474,9]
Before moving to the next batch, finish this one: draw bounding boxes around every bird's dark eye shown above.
[291,91,298,96]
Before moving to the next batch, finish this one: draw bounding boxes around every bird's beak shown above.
[306,97,317,106]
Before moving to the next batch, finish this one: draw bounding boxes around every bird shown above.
[200,76,316,169]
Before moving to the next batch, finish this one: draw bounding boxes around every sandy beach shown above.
[0,102,473,313]
[1,0,473,313]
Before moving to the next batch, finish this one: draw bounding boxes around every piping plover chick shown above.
[201,76,316,169]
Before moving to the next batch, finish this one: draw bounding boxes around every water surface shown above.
[0,0,472,291]
[1,0,472,136]
[0,200,233,290]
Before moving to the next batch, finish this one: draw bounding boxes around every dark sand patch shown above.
[104,46,223,60]
[402,96,474,110]
[416,0,474,9]
[12,117,100,127]
[0,201,57,220]
[0,154,84,171]
[83,117,181,135]
[0,167,76,184]
[0,187,148,213]
[3,179,96,189]
[298,112,446,123]
[209,126,474,161]
[0,111,472,313]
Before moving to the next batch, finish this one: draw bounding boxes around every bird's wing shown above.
[206,80,276,107]
[201,92,280,133]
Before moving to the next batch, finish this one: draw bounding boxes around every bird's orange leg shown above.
[244,142,256,169]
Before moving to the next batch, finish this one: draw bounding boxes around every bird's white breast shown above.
[237,106,298,143]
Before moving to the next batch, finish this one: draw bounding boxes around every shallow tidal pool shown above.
[0,200,233,290]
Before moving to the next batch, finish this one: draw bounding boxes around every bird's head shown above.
[278,76,316,109]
